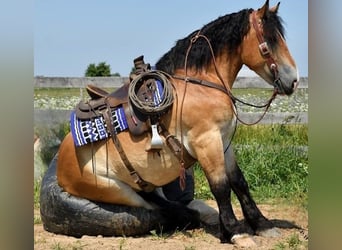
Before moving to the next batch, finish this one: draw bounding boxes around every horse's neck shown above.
[173,56,242,90]
[212,53,242,89]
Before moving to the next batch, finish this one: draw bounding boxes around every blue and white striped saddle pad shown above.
[70,106,128,147]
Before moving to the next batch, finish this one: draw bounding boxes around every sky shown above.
[34,0,308,77]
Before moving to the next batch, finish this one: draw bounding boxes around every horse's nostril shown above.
[292,79,299,90]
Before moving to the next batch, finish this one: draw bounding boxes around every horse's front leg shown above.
[195,138,246,243]
[225,146,279,237]
[207,173,247,243]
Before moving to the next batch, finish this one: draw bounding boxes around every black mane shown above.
[155,8,284,74]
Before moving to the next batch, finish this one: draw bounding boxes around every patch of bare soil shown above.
[34,200,308,250]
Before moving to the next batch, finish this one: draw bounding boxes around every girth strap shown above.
[102,101,155,192]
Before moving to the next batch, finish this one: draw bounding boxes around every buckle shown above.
[259,42,270,57]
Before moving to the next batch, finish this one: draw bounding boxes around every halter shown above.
[251,11,282,92]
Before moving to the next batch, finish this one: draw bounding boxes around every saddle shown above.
[76,82,148,136]
[73,56,196,192]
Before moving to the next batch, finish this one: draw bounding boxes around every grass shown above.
[34,178,42,209]
[193,163,213,200]
[194,124,308,207]
[34,87,117,110]
[34,215,42,224]
[35,121,70,165]
[235,124,308,205]
[274,233,308,249]
[34,87,116,98]
[50,240,88,250]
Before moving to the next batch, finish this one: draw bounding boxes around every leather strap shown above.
[102,101,155,192]
[159,123,196,169]
[173,75,229,96]
[251,11,279,80]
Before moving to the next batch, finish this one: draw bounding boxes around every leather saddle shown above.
[75,83,149,136]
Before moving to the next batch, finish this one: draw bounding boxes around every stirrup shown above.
[150,124,163,149]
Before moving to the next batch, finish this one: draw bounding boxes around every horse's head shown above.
[241,0,299,95]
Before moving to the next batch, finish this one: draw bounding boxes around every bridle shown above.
[251,10,283,93]
[173,9,282,157]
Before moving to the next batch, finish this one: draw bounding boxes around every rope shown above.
[128,70,174,115]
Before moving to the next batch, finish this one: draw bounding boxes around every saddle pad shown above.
[153,80,163,105]
[70,107,128,147]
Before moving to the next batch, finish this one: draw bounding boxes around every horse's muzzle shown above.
[274,77,298,96]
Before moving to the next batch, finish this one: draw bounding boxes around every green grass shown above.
[34,87,116,98]
[194,163,214,200]
[34,179,42,209]
[274,233,308,249]
[194,124,308,207]
[233,124,308,146]
[232,88,273,96]
[235,124,308,205]
[35,121,70,165]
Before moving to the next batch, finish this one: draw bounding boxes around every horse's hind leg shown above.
[225,147,277,236]
[57,133,154,209]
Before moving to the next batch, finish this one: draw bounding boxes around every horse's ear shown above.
[257,0,270,19]
[270,2,280,13]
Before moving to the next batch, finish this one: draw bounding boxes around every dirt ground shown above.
[34,200,308,250]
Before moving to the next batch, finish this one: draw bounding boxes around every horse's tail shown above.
[39,155,200,238]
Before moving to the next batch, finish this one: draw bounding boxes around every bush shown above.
[85,62,112,77]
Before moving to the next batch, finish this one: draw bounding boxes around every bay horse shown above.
[55,0,298,245]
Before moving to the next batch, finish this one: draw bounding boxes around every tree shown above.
[111,72,121,77]
[85,63,97,76]
[85,62,112,77]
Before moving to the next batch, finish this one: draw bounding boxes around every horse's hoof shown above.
[231,234,257,247]
[256,227,281,238]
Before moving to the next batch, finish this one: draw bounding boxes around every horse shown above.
[53,0,298,245]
